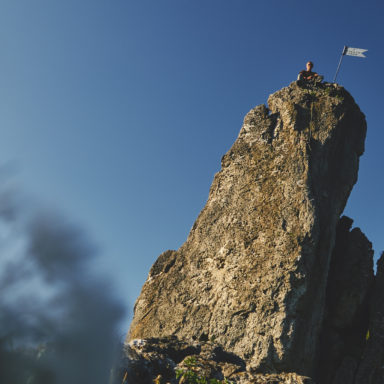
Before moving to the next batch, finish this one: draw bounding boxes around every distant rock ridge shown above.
[122,81,382,384]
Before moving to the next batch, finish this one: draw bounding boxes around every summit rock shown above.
[126,81,370,382]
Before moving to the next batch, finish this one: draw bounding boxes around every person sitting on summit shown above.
[298,61,322,81]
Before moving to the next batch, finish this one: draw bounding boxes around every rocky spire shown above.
[125,81,371,383]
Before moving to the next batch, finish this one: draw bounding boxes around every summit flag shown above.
[343,46,368,58]
[333,45,368,82]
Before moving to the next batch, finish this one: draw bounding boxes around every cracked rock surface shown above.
[126,81,370,382]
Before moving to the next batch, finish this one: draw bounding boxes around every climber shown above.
[297,61,323,82]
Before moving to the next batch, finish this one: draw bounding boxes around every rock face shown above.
[317,216,373,383]
[117,337,313,384]
[353,252,384,383]
[126,81,370,382]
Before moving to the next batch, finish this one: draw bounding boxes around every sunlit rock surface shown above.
[123,81,377,383]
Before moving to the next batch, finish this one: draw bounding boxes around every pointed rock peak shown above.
[126,82,368,382]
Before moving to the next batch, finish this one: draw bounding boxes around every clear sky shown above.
[1,0,383,332]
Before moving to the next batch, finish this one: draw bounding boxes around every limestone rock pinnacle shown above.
[127,81,367,380]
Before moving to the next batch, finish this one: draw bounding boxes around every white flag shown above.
[343,47,368,58]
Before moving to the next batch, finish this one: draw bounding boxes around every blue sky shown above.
[1,0,383,332]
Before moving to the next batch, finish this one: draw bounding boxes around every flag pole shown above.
[333,46,347,83]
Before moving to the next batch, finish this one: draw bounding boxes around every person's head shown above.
[306,61,314,71]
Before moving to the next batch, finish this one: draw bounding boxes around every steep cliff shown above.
[318,216,373,383]
[124,81,375,383]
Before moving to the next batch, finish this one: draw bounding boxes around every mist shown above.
[0,183,126,384]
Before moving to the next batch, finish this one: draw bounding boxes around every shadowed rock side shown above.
[127,81,367,377]
[317,216,373,383]
[353,252,384,383]
[326,253,384,384]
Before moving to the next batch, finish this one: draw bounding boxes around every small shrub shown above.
[175,357,235,384]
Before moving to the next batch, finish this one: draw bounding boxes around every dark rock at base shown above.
[331,356,358,384]
[354,252,384,384]
[317,216,373,383]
